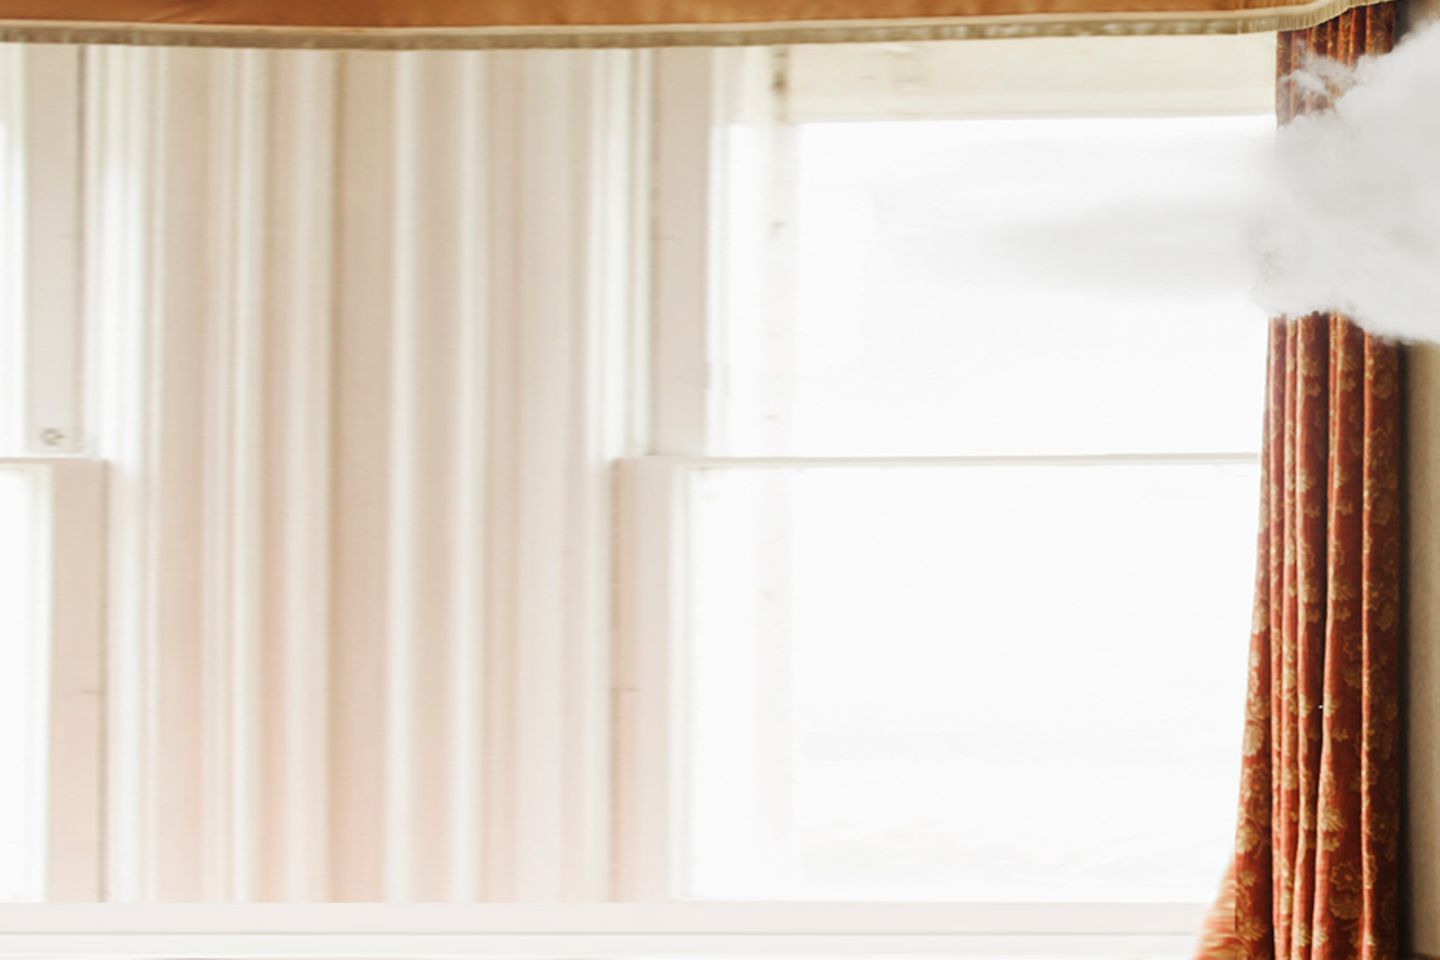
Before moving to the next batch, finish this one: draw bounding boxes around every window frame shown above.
[0,457,106,903]
[0,31,1272,933]
[615,39,1271,917]
[0,43,86,456]
[0,41,103,903]
[0,901,1206,957]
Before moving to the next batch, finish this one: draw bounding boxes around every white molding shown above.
[0,900,1210,932]
[630,452,1262,469]
[16,45,85,455]
[781,33,1275,122]
[0,902,1206,957]
[0,933,1198,959]
[648,48,719,456]
[619,53,655,457]
[612,458,687,899]
[0,933,1198,960]
[41,459,107,902]
[0,903,1209,932]
[710,47,801,457]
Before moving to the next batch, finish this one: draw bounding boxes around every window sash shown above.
[648,46,1274,462]
[0,457,106,902]
[631,44,1267,907]
[0,38,1268,914]
[0,45,85,456]
[613,455,1253,903]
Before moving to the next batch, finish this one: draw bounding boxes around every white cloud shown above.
[963,24,1440,344]
[1253,21,1440,342]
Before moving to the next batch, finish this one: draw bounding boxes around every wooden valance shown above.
[0,0,1393,48]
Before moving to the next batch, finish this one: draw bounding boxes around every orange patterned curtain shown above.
[1199,7,1403,960]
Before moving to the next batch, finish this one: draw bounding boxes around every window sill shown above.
[0,902,1204,959]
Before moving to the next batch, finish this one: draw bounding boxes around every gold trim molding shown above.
[0,0,1394,48]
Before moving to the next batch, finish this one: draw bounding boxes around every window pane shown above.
[714,115,1272,456]
[681,464,1254,901]
[0,467,49,900]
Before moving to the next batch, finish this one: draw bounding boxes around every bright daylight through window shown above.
[0,28,1281,928]
[670,40,1275,903]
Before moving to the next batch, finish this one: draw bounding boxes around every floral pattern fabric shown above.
[1199,9,1403,960]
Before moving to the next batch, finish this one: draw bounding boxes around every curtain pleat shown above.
[1199,8,1403,960]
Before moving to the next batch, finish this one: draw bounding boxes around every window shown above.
[0,464,50,901]
[0,41,101,905]
[617,35,1275,916]
[0,30,1275,940]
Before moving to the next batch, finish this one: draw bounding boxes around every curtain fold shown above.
[0,0,1395,47]
[1200,8,1403,960]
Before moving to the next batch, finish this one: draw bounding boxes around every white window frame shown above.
[0,41,104,903]
[615,37,1271,923]
[0,457,106,904]
[0,31,1274,955]
[0,44,85,455]
[0,901,1202,958]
